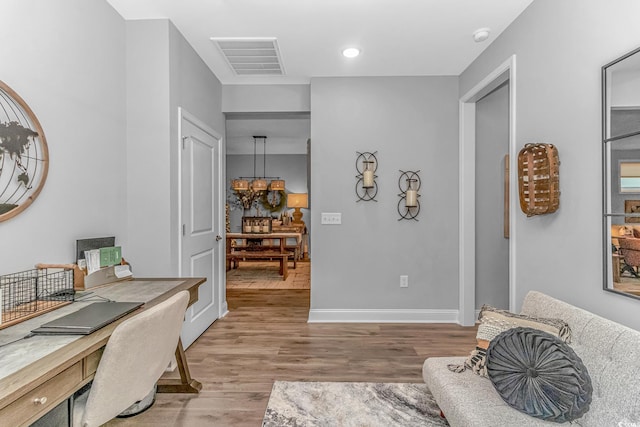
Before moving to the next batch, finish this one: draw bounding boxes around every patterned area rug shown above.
[262,381,448,427]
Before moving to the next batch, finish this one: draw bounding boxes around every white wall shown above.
[309,77,459,318]
[0,0,127,273]
[460,0,640,330]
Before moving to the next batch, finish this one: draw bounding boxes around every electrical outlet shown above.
[400,275,408,288]
[321,212,342,225]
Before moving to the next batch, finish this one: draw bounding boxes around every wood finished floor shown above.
[226,261,310,289]
[106,289,477,426]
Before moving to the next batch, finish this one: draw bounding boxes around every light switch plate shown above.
[321,213,342,225]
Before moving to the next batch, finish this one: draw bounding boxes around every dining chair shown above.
[73,291,190,427]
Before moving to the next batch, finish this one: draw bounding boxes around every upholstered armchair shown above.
[617,237,640,277]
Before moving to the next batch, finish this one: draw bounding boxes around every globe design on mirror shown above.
[0,81,49,221]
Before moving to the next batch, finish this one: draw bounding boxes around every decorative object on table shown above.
[0,80,49,222]
[624,200,640,223]
[517,143,560,217]
[355,151,378,202]
[287,193,308,227]
[241,216,272,234]
[397,170,421,221]
[0,267,74,330]
[487,327,592,423]
[231,136,285,214]
[263,381,448,427]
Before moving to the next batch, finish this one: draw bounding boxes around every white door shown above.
[179,109,223,349]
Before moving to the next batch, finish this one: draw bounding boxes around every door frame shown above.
[177,107,228,322]
[458,55,517,326]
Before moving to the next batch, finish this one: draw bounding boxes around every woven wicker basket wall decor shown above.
[517,143,560,217]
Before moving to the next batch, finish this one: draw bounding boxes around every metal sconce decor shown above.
[398,170,421,221]
[355,151,378,202]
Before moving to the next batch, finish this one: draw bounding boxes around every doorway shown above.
[475,82,510,311]
[225,112,311,290]
[459,56,517,326]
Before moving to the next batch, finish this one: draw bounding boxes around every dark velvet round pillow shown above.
[486,327,592,423]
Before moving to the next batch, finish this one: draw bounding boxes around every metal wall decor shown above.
[355,151,378,202]
[397,170,421,221]
[0,80,49,222]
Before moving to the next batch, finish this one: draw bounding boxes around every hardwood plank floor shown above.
[106,289,477,426]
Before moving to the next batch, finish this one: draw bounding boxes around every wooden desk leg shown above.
[157,338,202,394]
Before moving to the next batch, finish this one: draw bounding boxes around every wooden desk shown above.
[0,277,205,427]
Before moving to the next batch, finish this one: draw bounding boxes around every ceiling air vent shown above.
[211,37,285,76]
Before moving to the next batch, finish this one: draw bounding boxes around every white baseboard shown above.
[220,300,229,318]
[307,308,459,323]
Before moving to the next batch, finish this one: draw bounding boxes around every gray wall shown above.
[475,84,510,310]
[126,19,225,276]
[460,0,640,330]
[226,154,308,231]
[0,5,224,278]
[0,0,127,273]
[222,85,310,113]
[310,76,459,312]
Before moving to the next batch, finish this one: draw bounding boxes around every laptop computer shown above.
[31,301,143,335]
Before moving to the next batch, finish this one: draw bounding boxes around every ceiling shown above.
[105,0,533,154]
[105,0,534,85]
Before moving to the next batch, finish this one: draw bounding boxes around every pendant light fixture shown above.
[231,136,285,197]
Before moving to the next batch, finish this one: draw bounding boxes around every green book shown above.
[99,246,122,268]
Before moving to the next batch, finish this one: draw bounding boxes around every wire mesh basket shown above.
[0,267,74,329]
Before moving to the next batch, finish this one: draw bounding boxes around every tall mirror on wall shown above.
[603,46,640,299]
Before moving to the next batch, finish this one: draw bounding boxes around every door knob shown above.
[216,235,222,241]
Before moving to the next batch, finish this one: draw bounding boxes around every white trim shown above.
[459,55,517,326]
[508,58,518,313]
[308,309,459,323]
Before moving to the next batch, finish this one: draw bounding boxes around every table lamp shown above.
[287,193,308,225]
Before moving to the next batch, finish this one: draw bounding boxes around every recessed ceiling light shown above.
[473,28,491,43]
[342,47,360,58]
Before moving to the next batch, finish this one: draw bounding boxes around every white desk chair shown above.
[73,291,190,427]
